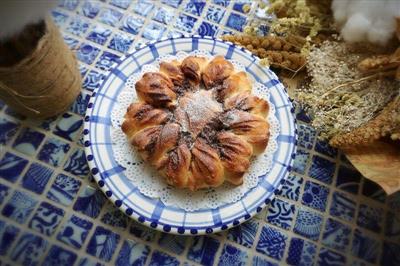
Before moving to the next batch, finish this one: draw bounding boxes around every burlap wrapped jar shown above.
[0,18,81,118]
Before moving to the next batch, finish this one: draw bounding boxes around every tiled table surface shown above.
[0,1,399,265]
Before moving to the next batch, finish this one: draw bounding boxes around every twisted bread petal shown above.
[191,138,224,190]
[151,123,180,169]
[181,56,207,85]
[160,60,184,87]
[222,110,269,154]
[130,125,162,161]
[135,72,177,108]
[217,131,253,185]
[217,71,252,101]
[202,55,234,88]
[121,103,170,136]
[224,92,269,118]
[163,143,193,188]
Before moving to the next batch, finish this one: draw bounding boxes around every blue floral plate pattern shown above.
[84,36,297,235]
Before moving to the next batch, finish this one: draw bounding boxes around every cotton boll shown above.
[0,1,57,40]
[331,0,400,45]
[341,13,371,43]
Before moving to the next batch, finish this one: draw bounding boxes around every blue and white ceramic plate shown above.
[84,36,297,235]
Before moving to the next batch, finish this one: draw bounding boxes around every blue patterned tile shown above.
[63,148,89,178]
[256,225,287,260]
[100,204,129,229]
[361,178,386,203]
[133,0,154,16]
[302,181,329,211]
[108,33,133,53]
[162,0,182,8]
[29,202,64,236]
[213,0,230,7]
[330,191,356,222]
[78,257,105,266]
[385,211,400,242]
[175,13,197,32]
[388,191,400,213]
[66,18,90,36]
[83,70,105,91]
[278,174,303,201]
[233,0,252,13]
[43,245,77,266]
[116,239,150,266]
[12,127,44,156]
[218,244,248,266]
[10,233,48,266]
[34,116,59,131]
[167,30,185,38]
[322,218,351,252]
[158,233,188,255]
[315,139,338,158]
[227,219,258,247]
[110,0,131,9]
[79,1,100,18]
[47,173,82,206]
[298,124,316,149]
[53,113,83,141]
[0,184,10,205]
[0,220,19,255]
[252,256,278,266]
[95,51,120,71]
[2,190,37,224]
[63,35,80,49]
[266,198,295,230]
[98,8,123,27]
[318,248,346,266]
[73,186,106,218]
[22,163,53,194]
[52,10,69,26]
[120,15,144,35]
[130,221,157,242]
[187,236,220,265]
[184,0,206,16]
[205,5,225,23]
[76,43,101,65]
[37,137,70,167]
[149,250,179,266]
[86,25,112,45]
[226,13,247,31]
[57,214,93,249]
[286,237,317,266]
[293,149,310,174]
[153,6,175,25]
[381,241,400,266]
[142,22,166,40]
[309,155,336,184]
[352,229,380,263]
[87,226,120,262]
[294,207,323,241]
[59,0,79,11]
[70,91,91,116]
[0,152,28,183]
[336,165,362,194]
[197,21,218,37]
[356,204,383,233]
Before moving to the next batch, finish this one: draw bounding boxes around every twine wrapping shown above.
[0,18,81,118]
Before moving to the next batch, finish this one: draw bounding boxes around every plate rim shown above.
[83,35,298,235]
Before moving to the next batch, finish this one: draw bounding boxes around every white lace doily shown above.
[111,50,280,211]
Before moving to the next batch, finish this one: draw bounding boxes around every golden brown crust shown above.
[202,55,234,88]
[218,71,252,101]
[222,110,270,154]
[217,131,253,185]
[180,56,207,85]
[191,138,225,190]
[135,72,177,108]
[164,143,193,188]
[224,92,269,118]
[160,60,185,87]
